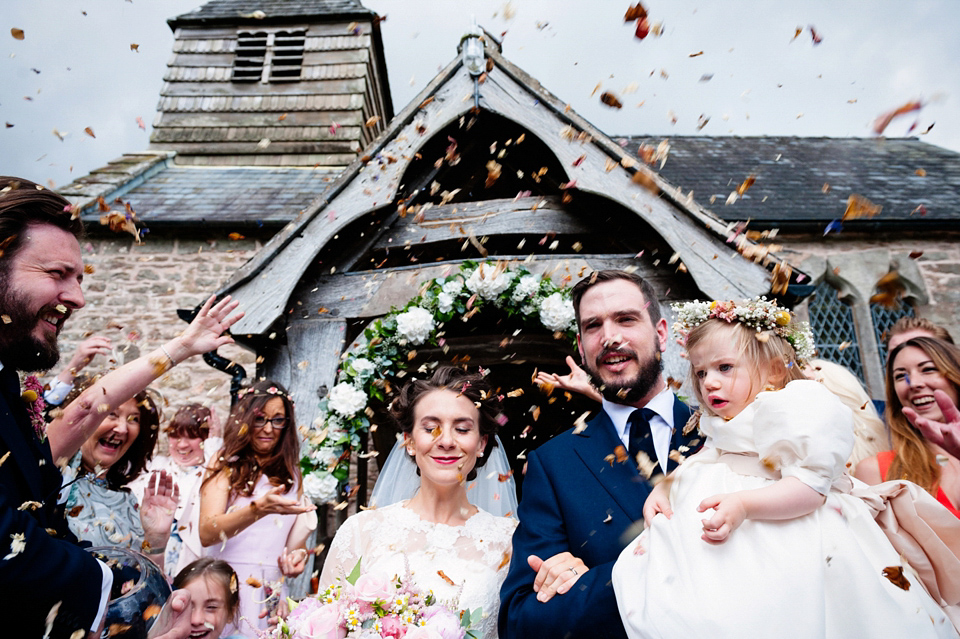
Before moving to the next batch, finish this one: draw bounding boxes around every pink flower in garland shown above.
[21,376,46,441]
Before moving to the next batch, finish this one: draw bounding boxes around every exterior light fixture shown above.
[459,22,485,77]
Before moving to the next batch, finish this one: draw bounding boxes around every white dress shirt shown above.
[602,386,677,475]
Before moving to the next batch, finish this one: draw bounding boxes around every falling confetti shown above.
[10,28,25,40]
[600,91,623,109]
[873,100,924,135]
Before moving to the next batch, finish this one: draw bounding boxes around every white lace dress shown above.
[320,502,517,639]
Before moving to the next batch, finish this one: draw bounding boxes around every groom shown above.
[499,270,698,639]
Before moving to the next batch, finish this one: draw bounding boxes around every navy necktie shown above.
[628,407,660,479]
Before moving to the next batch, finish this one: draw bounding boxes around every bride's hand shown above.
[278,546,308,577]
[528,552,589,603]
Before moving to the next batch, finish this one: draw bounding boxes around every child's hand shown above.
[642,481,672,525]
[698,492,747,544]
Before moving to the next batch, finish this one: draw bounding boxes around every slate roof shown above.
[60,153,335,227]
[171,0,373,26]
[621,136,960,229]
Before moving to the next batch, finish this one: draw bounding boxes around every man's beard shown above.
[0,276,61,372]
[586,344,663,405]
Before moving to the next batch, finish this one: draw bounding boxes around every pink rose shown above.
[404,627,443,639]
[295,603,344,639]
[421,606,465,639]
[354,572,392,602]
[380,614,409,639]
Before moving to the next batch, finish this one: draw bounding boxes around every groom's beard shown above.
[586,343,663,405]
[0,274,62,372]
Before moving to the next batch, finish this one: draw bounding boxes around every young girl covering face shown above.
[611,299,959,639]
[172,558,240,639]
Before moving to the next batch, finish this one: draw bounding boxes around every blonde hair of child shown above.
[685,319,807,416]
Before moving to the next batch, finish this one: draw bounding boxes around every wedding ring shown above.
[569,567,578,576]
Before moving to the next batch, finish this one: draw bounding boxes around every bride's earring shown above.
[477,450,484,457]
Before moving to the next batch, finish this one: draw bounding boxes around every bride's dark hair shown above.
[389,366,504,481]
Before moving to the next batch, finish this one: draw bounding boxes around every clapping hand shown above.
[904,389,960,460]
[141,470,179,549]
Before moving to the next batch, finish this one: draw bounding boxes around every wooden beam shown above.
[287,255,693,320]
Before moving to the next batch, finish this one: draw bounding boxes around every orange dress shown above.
[877,450,960,518]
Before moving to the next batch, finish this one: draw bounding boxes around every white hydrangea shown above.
[350,357,376,380]
[512,274,541,302]
[441,278,464,296]
[521,303,538,316]
[303,471,339,504]
[327,382,368,417]
[465,263,514,300]
[311,445,341,469]
[437,292,455,314]
[395,306,435,344]
[539,292,576,332]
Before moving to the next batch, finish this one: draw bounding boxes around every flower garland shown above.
[671,297,816,365]
[299,261,578,504]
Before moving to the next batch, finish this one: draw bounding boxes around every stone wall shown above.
[53,229,269,441]
[775,232,960,339]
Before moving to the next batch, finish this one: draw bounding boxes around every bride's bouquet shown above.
[278,560,481,639]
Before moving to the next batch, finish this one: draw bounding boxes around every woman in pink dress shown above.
[199,380,316,637]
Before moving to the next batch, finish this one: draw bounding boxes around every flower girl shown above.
[612,298,959,639]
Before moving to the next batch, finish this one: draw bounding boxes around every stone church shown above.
[51,0,960,577]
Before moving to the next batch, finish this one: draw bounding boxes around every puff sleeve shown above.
[752,379,854,495]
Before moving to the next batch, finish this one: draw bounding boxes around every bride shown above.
[319,366,517,639]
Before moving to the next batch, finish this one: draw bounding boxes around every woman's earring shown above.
[406,448,415,457]
[477,450,484,457]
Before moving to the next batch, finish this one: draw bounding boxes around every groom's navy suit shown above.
[0,365,104,637]
[499,395,695,639]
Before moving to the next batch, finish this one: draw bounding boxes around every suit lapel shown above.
[571,411,647,523]
[0,376,46,501]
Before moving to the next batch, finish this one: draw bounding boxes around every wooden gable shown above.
[218,39,801,340]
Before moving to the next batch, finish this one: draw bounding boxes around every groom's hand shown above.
[529,552,588,603]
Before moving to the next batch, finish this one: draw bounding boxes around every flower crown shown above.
[672,297,816,365]
[236,385,293,402]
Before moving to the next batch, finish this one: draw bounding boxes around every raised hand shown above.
[528,551,589,603]
[535,356,602,402]
[904,389,960,459]
[141,470,179,549]
[698,491,747,544]
[63,335,112,376]
[170,295,244,362]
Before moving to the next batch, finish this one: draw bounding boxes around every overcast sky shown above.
[3,0,958,189]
